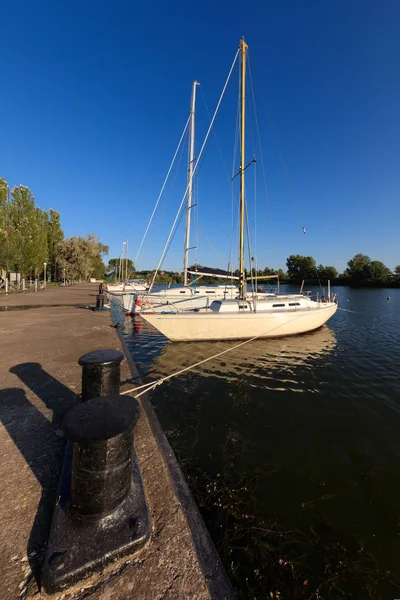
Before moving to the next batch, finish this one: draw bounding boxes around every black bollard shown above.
[78,349,124,401]
[64,395,139,520]
[96,294,105,309]
[42,395,150,593]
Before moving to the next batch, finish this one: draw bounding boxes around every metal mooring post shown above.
[42,395,150,593]
[66,396,138,520]
[78,349,124,402]
[95,281,105,310]
[96,293,105,309]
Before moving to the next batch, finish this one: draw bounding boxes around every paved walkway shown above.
[0,282,100,307]
[0,284,234,600]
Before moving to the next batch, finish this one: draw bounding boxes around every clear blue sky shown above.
[1,0,399,273]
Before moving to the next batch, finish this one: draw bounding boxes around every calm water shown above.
[113,286,400,599]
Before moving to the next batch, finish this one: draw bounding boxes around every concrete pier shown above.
[0,284,234,599]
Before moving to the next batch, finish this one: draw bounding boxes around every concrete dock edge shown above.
[116,324,236,600]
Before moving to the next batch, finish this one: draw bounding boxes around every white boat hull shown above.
[141,302,338,341]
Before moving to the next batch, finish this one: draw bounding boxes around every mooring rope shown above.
[134,115,191,267]
[337,307,359,314]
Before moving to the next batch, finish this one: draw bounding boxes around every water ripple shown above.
[113,286,400,596]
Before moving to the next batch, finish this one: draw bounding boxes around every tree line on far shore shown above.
[0,179,108,282]
[106,254,400,287]
[282,254,400,286]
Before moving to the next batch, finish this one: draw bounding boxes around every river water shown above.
[112,286,400,599]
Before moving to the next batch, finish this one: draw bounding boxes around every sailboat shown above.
[105,238,149,298]
[140,39,338,342]
[120,81,238,315]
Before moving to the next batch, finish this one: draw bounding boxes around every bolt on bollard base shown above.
[41,395,150,594]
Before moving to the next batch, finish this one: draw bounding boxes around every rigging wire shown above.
[148,48,240,291]
[247,55,277,268]
[145,128,188,252]
[199,86,232,186]
[247,53,305,233]
[195,85,238,269]
[248,54,323,290]
[194,170,199,266]
[253,157,257,290]
[133,115,191,266]
[228,66,242,280]
[245,196,255,297]
[197,220,230,261]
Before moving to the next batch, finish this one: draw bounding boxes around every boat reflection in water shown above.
[123,315,337,390]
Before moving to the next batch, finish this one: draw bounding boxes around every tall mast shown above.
[183,81,199,286]
[239,39,248,299]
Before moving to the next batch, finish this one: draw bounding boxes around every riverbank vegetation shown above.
[0,178,108,281]
[285,254,400,287]
[107,254,400,287]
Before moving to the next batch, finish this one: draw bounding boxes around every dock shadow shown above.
[10,362,77,427]
[2,364,78,588]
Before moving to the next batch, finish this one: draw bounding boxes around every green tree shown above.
[86,234,108,279]
[48,209,64,281]
[394,265,400,277]
[277,268,287,281]
[317,264,338,280]
[57,234,108,281]
[338,271,349,280]
[262,266,277,276]
[0,178,12,272]
[31,207,49,275]
[9,185,48,277]
[57,237,87,281]
[367,260,391,282]
[286,255,316,281]
[107,257,135,277]
[346,254,371,283]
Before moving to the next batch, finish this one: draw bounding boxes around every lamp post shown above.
[43,262,47,289]
[63,267,66,286]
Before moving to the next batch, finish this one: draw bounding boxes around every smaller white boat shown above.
[106,279,149,309]
[122,280,238,314]
[106,279,149,294]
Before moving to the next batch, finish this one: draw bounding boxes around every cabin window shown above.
[206,291,215,294]
[289,302,301,306]
[180,291,187,294]
[272,303,286,307]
